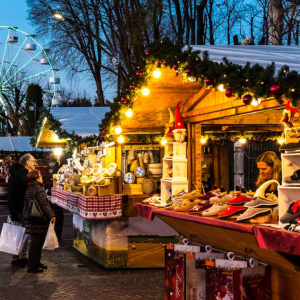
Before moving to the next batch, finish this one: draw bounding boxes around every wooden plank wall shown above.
[188,123,202,192]
[213,144,229,191]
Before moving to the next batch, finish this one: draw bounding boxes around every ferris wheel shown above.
[0,26,62,117]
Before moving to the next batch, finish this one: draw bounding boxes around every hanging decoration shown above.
[31,37,300,153]
[243,94,252,105]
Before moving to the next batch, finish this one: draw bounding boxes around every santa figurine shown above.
[281,99,300,128]
[173,102,187,143]
[164,108,174,142]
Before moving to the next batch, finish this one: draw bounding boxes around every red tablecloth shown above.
[134,203,300,256]
[51,187,122,220]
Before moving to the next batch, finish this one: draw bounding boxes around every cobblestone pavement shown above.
[0,206,165,300]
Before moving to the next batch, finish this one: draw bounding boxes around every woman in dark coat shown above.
[25,170,56,273]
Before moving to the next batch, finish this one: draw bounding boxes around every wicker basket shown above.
[142,179,155,194]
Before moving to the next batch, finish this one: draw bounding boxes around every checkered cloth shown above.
[50,187,122,220]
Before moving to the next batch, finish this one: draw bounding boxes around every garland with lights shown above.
[200,132,283,144]
[32,37,300,150]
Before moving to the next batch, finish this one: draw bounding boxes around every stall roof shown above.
[186,45,300,72]
[38,107,110,147]
[50,107,110,137]
[0,136,46,151]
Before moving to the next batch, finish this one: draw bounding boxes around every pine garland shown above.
[31,38,299,151]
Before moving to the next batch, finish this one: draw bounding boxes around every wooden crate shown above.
[124,183,143,195]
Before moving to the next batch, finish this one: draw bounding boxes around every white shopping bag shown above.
[0,223,27,255]
[43,222,59,250]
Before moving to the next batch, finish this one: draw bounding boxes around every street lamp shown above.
[53,12,121,102]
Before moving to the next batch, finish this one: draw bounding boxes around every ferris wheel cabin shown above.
[8,35,18,43]
[26,42,36,50]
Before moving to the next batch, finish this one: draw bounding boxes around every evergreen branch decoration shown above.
[31,38,299,150]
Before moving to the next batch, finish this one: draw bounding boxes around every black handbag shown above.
[23,187,44,219]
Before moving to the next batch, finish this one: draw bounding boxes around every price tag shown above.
[167,244,174,250]
[186,252,195,259]
[205,260,215,267]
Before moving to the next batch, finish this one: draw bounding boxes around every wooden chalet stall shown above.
[35,107,178,269]
[130,45,300,299]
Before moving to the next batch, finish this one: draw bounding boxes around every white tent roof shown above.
[0,136,46,151]
[187,45,300,72]
[50,107,111,137]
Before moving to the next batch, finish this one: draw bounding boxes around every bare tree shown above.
[269,0,284,44]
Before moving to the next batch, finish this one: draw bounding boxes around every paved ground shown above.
[0,206,165,300]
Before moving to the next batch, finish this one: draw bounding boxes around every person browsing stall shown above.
[25,169,56,273]
[8,153,36,268]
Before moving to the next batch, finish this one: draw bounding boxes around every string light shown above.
[200,137,207,144]
[239,137,247,144]
[277,138,284,145]
[251,98,259,106]
[53,148,62,156]
[142,88,150,96]
[161,138,167,146]
[115,126,122,134]
[125,109,133,117]
[218,84,225,92]
[118,135,125,143]
[153,69,161,78]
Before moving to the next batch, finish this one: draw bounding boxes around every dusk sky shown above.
[0,0,114,102]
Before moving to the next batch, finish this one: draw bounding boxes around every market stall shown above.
[89,43,300,298]
[33,107,178,268]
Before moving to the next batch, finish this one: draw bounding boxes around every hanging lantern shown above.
[121,97,127,103]
[136,70,142,78]
[270,84,282,96]
[205,77,213,86]
[243,94,252,105]
[225,88,234,98]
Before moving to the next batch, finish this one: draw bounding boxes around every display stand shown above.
[278,127,300,225]
[161,142,189,202]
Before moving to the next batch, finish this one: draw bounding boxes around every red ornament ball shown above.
[103,136,107,140]
[243,94,252,105]
[253,138,258,142]
[270,84,281,96]
[136,70,142,78]
[185,68,192,75]
[121,97,127,103]
[129,84,136,90]
[225,88,234,98]
[145,50,150,56]
[102,130,106,135]
[173,64,178,70]
[162,61,166,66]
[114,122,119,126]
[133,139,138,143]
[205,77,213,86]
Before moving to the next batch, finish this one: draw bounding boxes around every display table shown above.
[51,187,122,220]
[135,203,300,300]
[50,189,178,268]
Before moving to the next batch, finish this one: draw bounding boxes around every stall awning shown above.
[0,136,46,151]
[37,107,110,147]
[187,45,300,72]
[50,107,110,137]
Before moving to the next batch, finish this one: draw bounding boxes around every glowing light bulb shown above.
[118,135,125,143]
[239,137,247,144]
[251,98,258,106]
[125,109,133,117]
[277,138,284,145]
[200,137,207,144]
[53,148,62,156]
[142,88,150,96]
[115,126,122,135]
[258,98,262,104]
[153,69,161,78]
[161,138,167,146]
[218,84,225,92]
